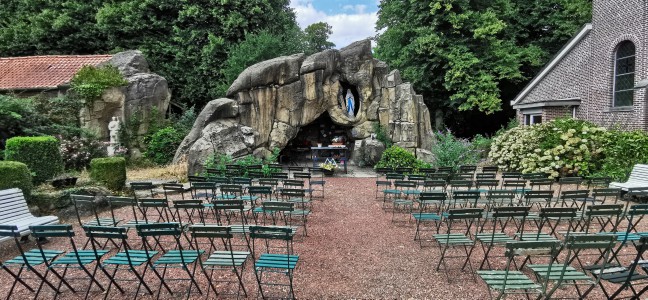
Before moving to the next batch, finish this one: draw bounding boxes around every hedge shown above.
[90,157,126,191]
[4,136,63,184]
[0,161,33,196]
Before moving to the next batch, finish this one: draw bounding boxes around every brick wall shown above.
[515,0,648,131]
[521,33,592,105]
[543,106,572,122]
[586,0,647,130]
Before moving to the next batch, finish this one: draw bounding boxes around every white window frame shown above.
[522,108,542,125]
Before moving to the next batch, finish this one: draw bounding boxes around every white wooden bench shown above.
[610,164,648,192]
[0,188,59,243]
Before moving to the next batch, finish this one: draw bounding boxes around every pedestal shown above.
[107,145,115,156]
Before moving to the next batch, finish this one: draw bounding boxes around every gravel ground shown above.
[0,177,645,299]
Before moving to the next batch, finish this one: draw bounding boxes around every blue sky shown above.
[290,0,380,48]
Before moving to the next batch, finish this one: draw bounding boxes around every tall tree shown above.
[375,0,591,122]
[0,0,299,108]
[304,22,335,54]
[216,26,308,95]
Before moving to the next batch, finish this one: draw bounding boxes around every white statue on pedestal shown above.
[107,116,121,156]
[108,116,121,145]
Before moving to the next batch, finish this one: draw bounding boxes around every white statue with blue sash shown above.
[345,90,355,118]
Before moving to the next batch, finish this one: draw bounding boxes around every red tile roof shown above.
[0,55,113,91]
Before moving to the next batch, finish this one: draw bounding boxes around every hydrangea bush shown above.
[489,118,607,178]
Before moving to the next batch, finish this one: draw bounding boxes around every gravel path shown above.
[0,177,643,299]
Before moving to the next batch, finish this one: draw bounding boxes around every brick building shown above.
[511,0,648,130]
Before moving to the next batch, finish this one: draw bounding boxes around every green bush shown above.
[375,145,430,171]
[90,157,126,190]
[594,130,648,181]
[202,153,233,176]
[373,122,393,148]
[489,118,609,178]
[70,65,128,103]
[145,127,185,165]
[430,130,479,170]
[471,134,493,159]
[202,149,281,177]
[0,161,33,196]
[5,136,63,184]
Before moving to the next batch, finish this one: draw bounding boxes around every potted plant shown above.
[51,173,78,189]
[319,161,337,176]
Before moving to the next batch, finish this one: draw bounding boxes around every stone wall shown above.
[80,50,171,144]
[174,40,434,175]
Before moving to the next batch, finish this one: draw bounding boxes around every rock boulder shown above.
[175,39,433,170]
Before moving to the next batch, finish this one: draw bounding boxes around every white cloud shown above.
[342,4,367,14]
[291,0,378,48]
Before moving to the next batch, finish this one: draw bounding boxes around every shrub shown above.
[70,65,128,103]
[90,157,126,190]
[471,134,493,159]
[203,152,234,176]
[489,118,607,178]
[59,135,106,170]
[5,136,63,184]
[430,130,479,170]
[0,161,33,196]
[0,95,50,138]
[373,122,393,148]
[375,145,430,171]
[145,127,185,165]
[594,130,648,181]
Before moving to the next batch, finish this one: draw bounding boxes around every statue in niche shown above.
[345,90,355,118]
[108,116,121,145]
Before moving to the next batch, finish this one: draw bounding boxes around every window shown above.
[524,114,542,125]
[613,41,636,107]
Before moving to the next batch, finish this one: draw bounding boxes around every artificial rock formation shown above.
[80,50,171,144]
[174,39,433,175]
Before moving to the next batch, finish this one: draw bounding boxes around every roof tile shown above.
[0,55,113,90]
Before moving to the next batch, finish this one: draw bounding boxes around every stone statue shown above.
[108,116,121,145]
[345,90,355,118]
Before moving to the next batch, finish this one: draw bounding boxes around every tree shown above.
[216,26,307,95]
[374,0,591,118]
[304,22,335,54]
[0,0,299,108]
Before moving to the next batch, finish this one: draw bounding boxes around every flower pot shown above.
[51,177,78,189]
[322,169,335,176]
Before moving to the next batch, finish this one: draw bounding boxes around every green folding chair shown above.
[477,240,561,300]
[0,225,65,298]
[529,234,617,299]
[523,190,554,210]
[529,178,554,191]
[481,166,499,173]
[451,190,481,208]
[190,225,250,298]
[557,176,583,196]
[413,192,446,246]
[29,224,110,299]
[136,223,204,299]
[172,199,207,225]
[84,225,158,298]
[422,179,447,192]
[391,180,418,222]
[281,189,311,236]
[307,167,326,199]
[432,208,482,282]
[476,206,531,270]
[593,236,648,299]
[248,226,299,299]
